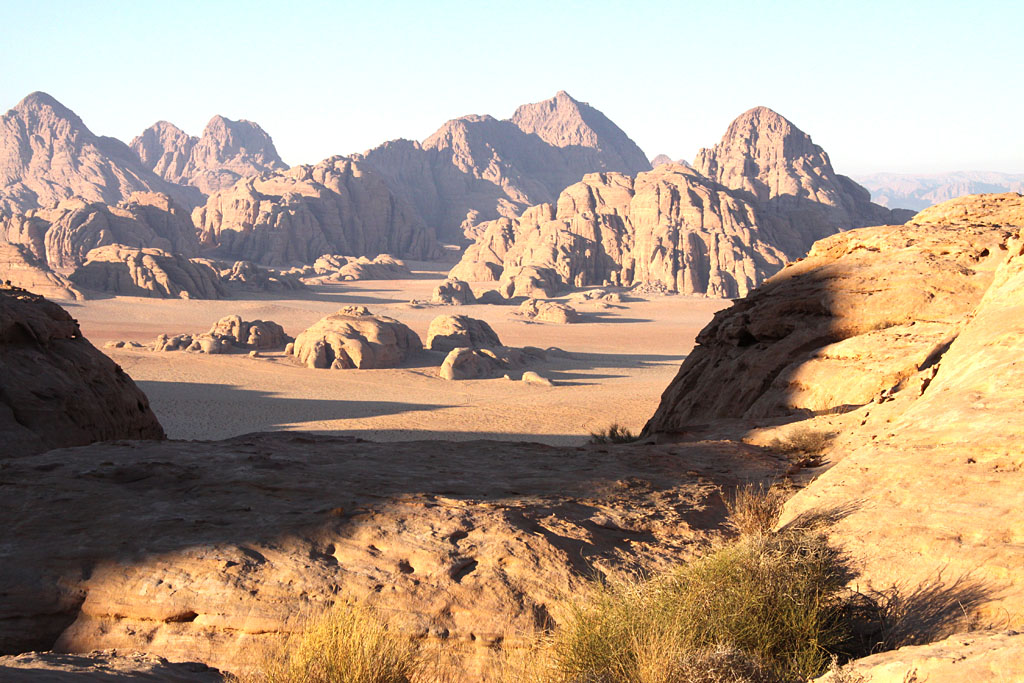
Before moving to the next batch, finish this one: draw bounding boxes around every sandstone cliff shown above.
[0,92,200,214]
[0,242,82,301]
[69,245,227,299]
[193,156,440,266]
[450,107,907,297]
[646,193,1024,633]
[132,115,287,195]
[358,91,651,242]
[0,285,165,457]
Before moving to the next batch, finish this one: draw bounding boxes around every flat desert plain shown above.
[70,262,727,445]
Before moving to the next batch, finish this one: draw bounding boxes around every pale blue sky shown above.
[2,0,1021,174]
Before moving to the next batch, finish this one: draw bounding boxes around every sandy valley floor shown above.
[69,262,727,446]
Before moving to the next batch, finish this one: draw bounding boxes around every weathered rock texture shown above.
[131,116,288,195]
[291,305,422,369]
[0,431,783,674]
[0,241,82,300]
[647,193,1024,630]
[1,192,201,273]
[0,650,223,682]
[357,91,651,242]
[0,92,200,214]
[192,156,440,266]
[310,253,411,281]
[431,278,476,305]
[438,345,548,381]
[208,315,290,350]
[517,299,579,324]
[212,260,305,292]
[426,314,501,352]
[69,245,227,299]
[0,285,165,457]
[450,109,906,298]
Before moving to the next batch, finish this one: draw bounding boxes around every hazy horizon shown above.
[2,0,1021,176]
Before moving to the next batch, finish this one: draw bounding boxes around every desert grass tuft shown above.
[589,423,638,444]
[770,426,833,467]
[725,483,788,537]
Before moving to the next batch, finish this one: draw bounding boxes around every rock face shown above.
[0,92,200,214]
[131,116,288,195]
[0,241,82,300]
[291,305,422,369]
[192,156,440,266]
[0,431,783,674]
[646,193,1024,630]
[0,285,165,457]
[426,314,501,352]
[357,91,651,242]
[1,192,201,273]
[450,108,906,298]
[69,245,227,299]
[0,650,223,682]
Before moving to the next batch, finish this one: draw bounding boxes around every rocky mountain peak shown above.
[10,91,82,125]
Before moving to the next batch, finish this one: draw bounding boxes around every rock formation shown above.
[0,650,222,682]
[310,253,411,281]
[192,156,440,266]
[438,345,548,381]
[212,259,305,292]
[69,245,227,299]
[0,284,165,457]
[646,193,1024,632]
[450,108,908,298]
[0,92,200,214]
[0,241,82,300]
[854,170,1024,212]
[291,305,422,369]
[1,192,201,273]
[517,298,579,324]
[357,91,651,242]
[426,314,501,352]
[131,115,288,195]
[208,315,291,350]
[431,277,476,305]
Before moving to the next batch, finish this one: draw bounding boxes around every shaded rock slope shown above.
[0,92,200,214]
[646,193,1024,631]
[0,285,165,456]
[358,91,651,242]
[450,108,906,298]
[131,116,287,195]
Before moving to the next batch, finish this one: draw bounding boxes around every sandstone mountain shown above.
[450,108,907,297]
[650,154,691,168]
[131,115,287,195]
[357,91,651,242]
[0,92,200,214]
[646,192,1024,633]
[192,156,441,266]
[0,284,165,456]
[854,170,1024,212]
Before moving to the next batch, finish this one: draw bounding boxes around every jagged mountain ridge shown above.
[854,170,1024,211]
[449,107,906,297]
[0,92,201,214]
[131,115,287,195]
[357,91,652,242]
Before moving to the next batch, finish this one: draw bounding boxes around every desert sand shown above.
[70,261,726,445]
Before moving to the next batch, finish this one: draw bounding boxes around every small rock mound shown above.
[517,298,579,323]
[0,285,165,457]
[209,314,291,350]
[216,260,305,292]
[69,245,226,299]
[292,306,422,369]
[426,315,501,352]
[499,265,562,298]
[432,278,476,305]
[312,253,412,281]
[439,346,548,381]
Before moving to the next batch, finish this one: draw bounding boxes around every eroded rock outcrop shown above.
[0,241,82,300]
[431,277,476,305]
[69,245,227,299]
[310,253,411,281]
[208,315,291,350]
[426,314,501,352]
[357,91,651,242]
[0,92,200,214]
[646,193,1024,632]
[0,285,165,457]
[516,298,579,324]
[213,260,305,292]
[0,650,223,682]
[291,305,422,369]
[132,115,287,195]
[192,156,440,265]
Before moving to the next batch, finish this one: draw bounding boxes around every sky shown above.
[1,0,1021,175]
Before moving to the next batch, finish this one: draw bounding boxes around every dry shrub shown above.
[589,423,638,444]
[236,601,418,683]
[771,426,833,467]
[725,483,789,537]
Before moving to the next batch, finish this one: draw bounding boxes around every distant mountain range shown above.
[853,171,1024,211]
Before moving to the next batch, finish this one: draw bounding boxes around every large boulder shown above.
[498,265,563,299]
[517,298,579,324]
[208,315,291,350]
[69,245,227,299]
[431,277,476,305]
[213,260,305,292]
[291,306,422,369]
[312,253,412,281]
[426,314,501,352]
[0,285,165,457]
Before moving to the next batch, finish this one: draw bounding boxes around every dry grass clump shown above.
[505,522,853,683]
[589,423,638,444]
[236,601,418,683]
[724,483,789,536]
[770,426,833,467]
